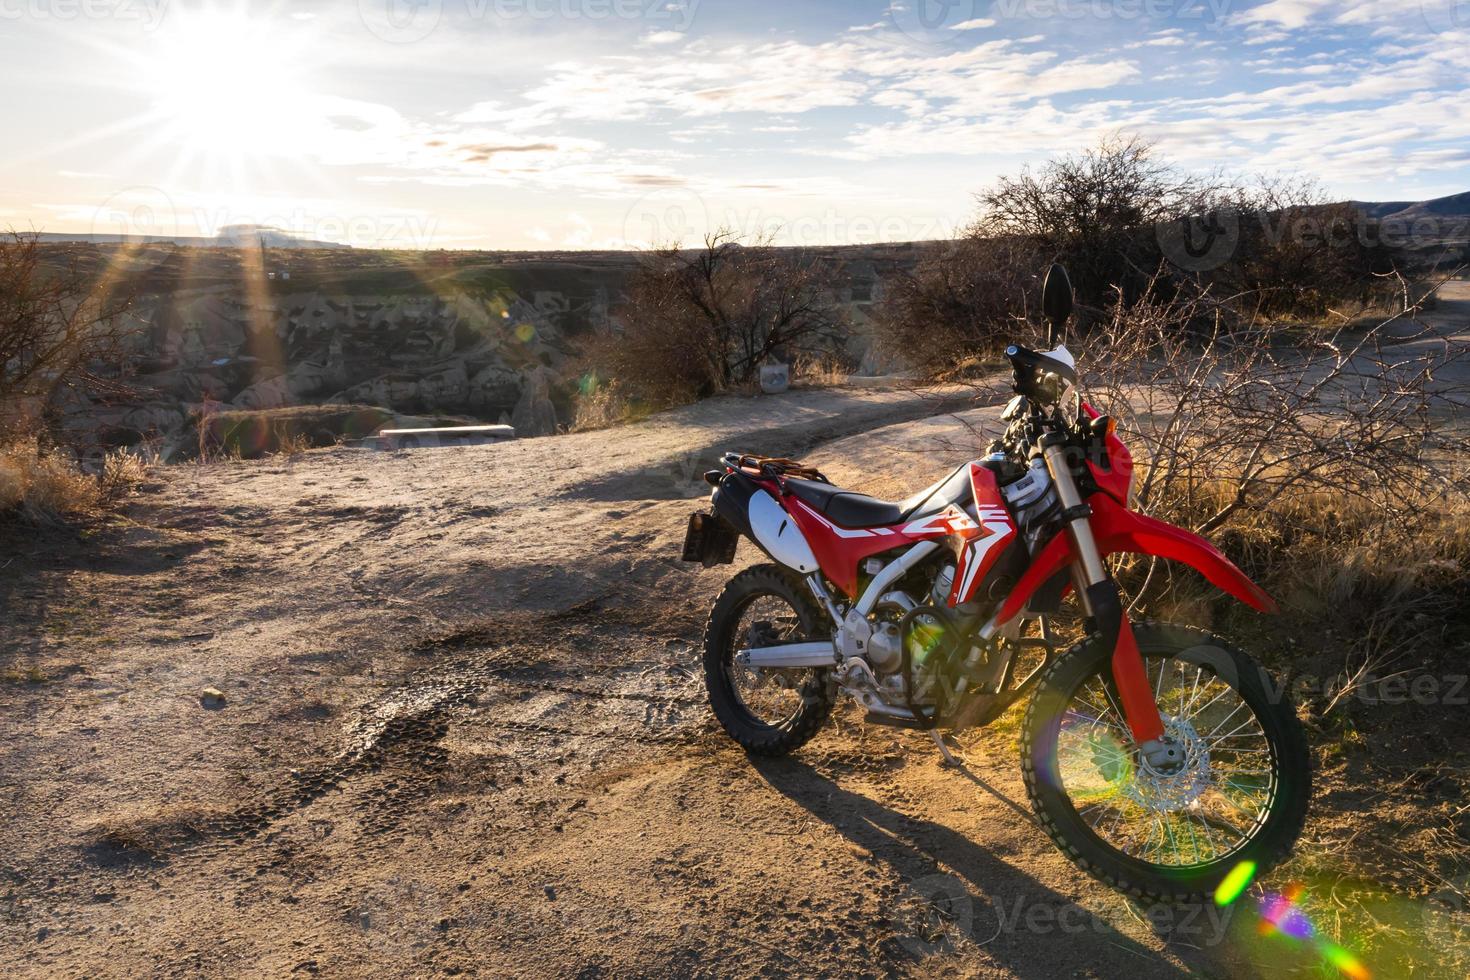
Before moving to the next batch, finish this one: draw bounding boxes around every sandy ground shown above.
[2,294,1468,977]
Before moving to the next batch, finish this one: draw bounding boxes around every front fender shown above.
[994,494,1276,625]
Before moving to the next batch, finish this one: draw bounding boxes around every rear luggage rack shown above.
[722,452,831,484]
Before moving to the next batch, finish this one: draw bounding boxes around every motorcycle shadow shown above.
[751,756,1242,977]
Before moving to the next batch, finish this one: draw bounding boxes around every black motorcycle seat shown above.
[783,463,980,530]
[783,478,904,528]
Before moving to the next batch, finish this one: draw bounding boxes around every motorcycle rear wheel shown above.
[1021,622,1310,904]
[702,564,835,756]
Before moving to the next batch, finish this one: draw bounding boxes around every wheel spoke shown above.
[728,593,816,727]
[1052,651,1280,871]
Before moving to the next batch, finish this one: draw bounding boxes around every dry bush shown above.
[791,351,855,387]
[0,441,98,520]
[0,440,149,523]
[570,379,642,432]
[1,439,144,522]
[876,234,1043,379]
[976,134,1218,309]
[1077,271,1470,703]
[1210,176,1396,321]
[0,232,134,441]
[579,230,846,414]
[878,137,1396,379]
[98,447,149,499]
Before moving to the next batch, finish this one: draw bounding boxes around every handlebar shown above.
[1005,344,1078,405]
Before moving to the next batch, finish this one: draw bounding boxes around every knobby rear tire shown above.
[702,564,835,757]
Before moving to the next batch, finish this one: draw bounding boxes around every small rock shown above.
[35,927,50,941]
[183,631,215,642]
[543,885,556,901]
[201,687,226,708]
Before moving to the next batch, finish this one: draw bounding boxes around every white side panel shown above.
[748,490,819,574]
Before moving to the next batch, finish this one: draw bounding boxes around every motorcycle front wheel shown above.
[1021,622,1310,904]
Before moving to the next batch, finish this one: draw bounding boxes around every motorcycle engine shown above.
[900,460,1061,708]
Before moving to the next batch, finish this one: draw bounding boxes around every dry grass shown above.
[791,352,853,387]
[191,404,395,460]
[571,378,641,432]
[0,440,147,523]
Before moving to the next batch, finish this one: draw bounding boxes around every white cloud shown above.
[1239,0,1435,29]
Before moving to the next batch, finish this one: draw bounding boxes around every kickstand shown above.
[928,730,961,767]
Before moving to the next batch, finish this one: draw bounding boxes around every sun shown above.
[138,11,314,161]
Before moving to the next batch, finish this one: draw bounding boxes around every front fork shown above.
[1042,441,1178,767]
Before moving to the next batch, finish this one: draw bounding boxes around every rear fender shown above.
[712,470,819,575]
[994,493,1276,625]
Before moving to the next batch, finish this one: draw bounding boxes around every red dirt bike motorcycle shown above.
[681,266,1309,903]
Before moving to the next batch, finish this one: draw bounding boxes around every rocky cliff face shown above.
[61,247,644,455]
[92,287,579,454]
[57,243,921,457]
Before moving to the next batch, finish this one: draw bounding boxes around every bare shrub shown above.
[878,137,1396,379]
[791,350,855,387]
[579,230,846,415]
[1078,270,1470,700]
[976,134,1218,309]
[0,233,134,441]
[0,440,148,523]
[875,235,1043,379]
[1212,176,1395,321]
[570,378,638,432]
[98,447,148,500]
[0,440,100,522]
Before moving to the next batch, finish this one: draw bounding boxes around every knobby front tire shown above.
[1021,622,1311,904]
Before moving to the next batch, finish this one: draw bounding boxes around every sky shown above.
[0,0,1467,249]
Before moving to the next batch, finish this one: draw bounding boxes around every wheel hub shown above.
[1124,717,1211,813]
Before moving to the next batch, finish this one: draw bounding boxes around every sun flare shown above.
[139,12,312,161]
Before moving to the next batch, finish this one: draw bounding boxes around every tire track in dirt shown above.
[75,625,709,873]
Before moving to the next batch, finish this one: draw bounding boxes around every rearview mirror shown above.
[1041,263,1073,345]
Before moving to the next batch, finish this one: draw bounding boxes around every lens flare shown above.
[1214,860,1257,906]
[1323,943,1372,980]
[1256,883,1372,979]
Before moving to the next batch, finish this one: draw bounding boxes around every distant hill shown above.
[1351,200,1417,220]
[1351,192,1470,231]
[34,224,350,250]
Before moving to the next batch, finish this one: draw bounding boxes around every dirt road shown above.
[0,374,1449,977]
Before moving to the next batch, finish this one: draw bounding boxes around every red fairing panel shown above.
[1080,402,1133,504]
[784,498,924,598]
[781,463,1017,601]
[949,464,1017,605]
[994,493,1277,625]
